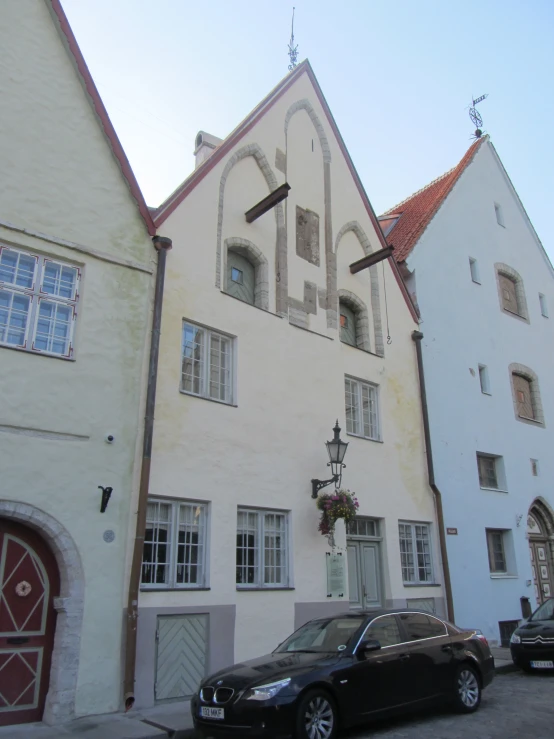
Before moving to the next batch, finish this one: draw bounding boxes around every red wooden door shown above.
[0,520,59,725]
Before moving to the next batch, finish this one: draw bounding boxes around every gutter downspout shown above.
[412,331,455,622]
[124,235,172,709]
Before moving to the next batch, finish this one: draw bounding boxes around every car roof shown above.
[319,609,439,620]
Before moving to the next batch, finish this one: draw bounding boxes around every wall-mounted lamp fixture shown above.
[311,421,348,499]
[98,486,113,513]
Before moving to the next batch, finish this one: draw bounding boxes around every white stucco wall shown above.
[405,140,554,641]
[136,67,444,706]
[0,0,153,720]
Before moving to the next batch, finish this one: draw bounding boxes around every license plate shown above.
[530,660,554,669]
[200,706,225,720]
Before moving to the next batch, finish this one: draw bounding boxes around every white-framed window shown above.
[236,508,289,589]
[345,376,380,440]
[494,202,505,227]
[181,321,234,404]
[476,453,503,490]
[478,364,491,394]
[486,528,516,577]
[539,293,548,318]
[141,499,208,588]
[469,257,480,284]
[0,245,80,358]
[398,522,434,584]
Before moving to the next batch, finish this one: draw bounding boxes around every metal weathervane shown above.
[288,7,299,70]
[469,93,488,140]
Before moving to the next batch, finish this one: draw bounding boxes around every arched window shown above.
[223,238,269,311]
[495,263,528,321]
[509,363,544,426]
[339,302,357,346]
[227,251,255,305]
[338,291,370,352]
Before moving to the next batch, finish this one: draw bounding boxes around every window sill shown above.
[140,587,211,592]
[180,389,237,408]
[220,290,283,319]
[0,342,76,362]
[481,391,492,396]
[517,415,544,427]
[237,587,295,592]
[402,583,442,588]
[471,279,481,285]
[490,574,518,580]
[289,321,334,341]
[502,308,529,323]
[340,341,384,359]
[346,432,383,444]
[480,487,509,494]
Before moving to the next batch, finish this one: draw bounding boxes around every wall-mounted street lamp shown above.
[311,421,349,499]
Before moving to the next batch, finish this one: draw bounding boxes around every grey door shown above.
[155,614,208,701]
[226,251,255,304]
[347,541,382,609]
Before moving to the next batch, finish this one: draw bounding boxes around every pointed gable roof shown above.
[380,137,486,262]
[47,0,155,236]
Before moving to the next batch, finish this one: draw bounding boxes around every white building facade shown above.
[0,0,155,725]
[133,61,446,708]
[380,137,554,645]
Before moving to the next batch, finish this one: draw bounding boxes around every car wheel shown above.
[453,664,481,713]
[296,689,338,739]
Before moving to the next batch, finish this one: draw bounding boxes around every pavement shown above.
[0,650,525,739]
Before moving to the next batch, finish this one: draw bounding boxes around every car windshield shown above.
[275,617,365,653]
[531,598,554,621]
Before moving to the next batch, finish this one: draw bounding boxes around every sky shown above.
[61,0,554,259]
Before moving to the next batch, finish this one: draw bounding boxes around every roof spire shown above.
[288,7,299,71]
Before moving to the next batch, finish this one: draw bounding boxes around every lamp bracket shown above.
[311,475,339,499]
[98,486,113,513]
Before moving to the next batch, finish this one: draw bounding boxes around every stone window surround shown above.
[494,262,529,323]
[338,289,371,352]
[508,362,545,427]
[223,237,269,311]
[0,500,84,725]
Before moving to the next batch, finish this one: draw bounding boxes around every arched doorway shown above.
[527,499,554,605]
[0,519,59,725]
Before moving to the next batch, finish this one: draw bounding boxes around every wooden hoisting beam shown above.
[349,245,395,274]
[245,183,291,223]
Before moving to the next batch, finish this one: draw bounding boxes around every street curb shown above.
[495,663,519,675]
[140,719,198,739]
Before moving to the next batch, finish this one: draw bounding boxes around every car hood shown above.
[516,620,554,638]
[202,651,341,692]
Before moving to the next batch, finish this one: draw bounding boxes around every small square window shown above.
[340,313,348,328]
[345,376,380,440]
[494,203,505,227]
[469,257,480,284]
[478,365,491,394]
[539,293,548,318]
[531,459,539,477]
[231,268,243,284]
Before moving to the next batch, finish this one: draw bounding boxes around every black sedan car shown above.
[191,609,494,738]
[510,597,554,671]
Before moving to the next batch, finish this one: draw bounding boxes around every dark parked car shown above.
[510,597,554,672]
[191,609,495,738]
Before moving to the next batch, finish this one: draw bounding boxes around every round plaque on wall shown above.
[103,530,115,543]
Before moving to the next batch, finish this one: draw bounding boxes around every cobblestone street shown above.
[346,672,554,739]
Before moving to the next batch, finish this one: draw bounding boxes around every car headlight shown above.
[246,677,291,701]
[510,632,521,644]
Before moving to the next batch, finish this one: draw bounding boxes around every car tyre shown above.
[452,664,481,713]
[295,689,338,739]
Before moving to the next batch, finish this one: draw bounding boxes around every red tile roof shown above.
[380,138,486,262]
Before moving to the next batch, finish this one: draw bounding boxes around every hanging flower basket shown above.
[316,490,359,546]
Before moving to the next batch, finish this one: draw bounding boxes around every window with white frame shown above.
[476,453,504,490]
[345,376,380,440]
[141,499,208,588]
[398,522,433,584]
[236,509,289,588]
[0,245,80,358]
[181,321,234,404]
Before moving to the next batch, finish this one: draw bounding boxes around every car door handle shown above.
[399,654,410,662]
[442,645,453,653]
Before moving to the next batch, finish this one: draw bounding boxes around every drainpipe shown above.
[412,331,455,622]
[124,235,172,710]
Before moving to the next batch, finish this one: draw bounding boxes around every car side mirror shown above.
[356,638,381,658]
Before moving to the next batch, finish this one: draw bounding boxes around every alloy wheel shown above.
[457,668,480,708]
[304,695,334,739]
